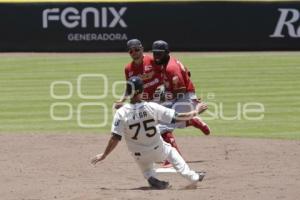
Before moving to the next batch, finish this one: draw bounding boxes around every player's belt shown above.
[134,145,159,156]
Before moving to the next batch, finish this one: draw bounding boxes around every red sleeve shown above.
[168,62,186,91]
[177,61,195,93]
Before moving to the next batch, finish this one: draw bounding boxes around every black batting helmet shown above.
[127,39,142,50]
[152,40,169,53]
[126,76,144,95]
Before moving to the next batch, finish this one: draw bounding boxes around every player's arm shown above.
[115,85,131,108]
[114,68,130,109]
[174,102,207,122]
[91,133,121,165]
[115,93,128,107]
[91,112,124,165]
[153,102,207,123]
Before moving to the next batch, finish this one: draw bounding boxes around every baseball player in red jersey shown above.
[124,52,163,102]
[114,39,184,167]
[152,40,211,166]
[114,39,163,108]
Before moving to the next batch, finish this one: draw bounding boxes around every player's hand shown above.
[196,102,208,114]
[192,98,202,104]
[91,153,105,165]
[114,101,124,109]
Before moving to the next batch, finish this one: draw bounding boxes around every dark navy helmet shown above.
[152,40,169,53]
[126,76,144,95]
[152,40,170,65]
[127,39,142,50]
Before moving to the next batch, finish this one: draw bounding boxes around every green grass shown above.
[0,52,300,140]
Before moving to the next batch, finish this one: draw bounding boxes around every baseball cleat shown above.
[197,171,206,182]
[183,172,205,190]
[189,117,210,135]
[148,177,170,190]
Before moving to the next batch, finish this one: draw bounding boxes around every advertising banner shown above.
[0,2,300,51]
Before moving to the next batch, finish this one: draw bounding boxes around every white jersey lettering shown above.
[111,102,175,153]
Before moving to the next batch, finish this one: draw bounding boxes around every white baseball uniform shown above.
[111,101,200,182]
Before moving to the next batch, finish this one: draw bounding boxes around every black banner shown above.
[0,2,300,51]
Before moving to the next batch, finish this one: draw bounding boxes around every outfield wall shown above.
[0,1,300,51]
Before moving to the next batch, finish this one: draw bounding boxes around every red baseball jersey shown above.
[162,56,195,99]
[125,55,163,101]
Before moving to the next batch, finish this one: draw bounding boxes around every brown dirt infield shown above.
[0,134,299,200]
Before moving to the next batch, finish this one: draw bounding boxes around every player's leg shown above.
[158,101,184,167]
[161,131,182,155]
[187,98,210,135]
[175,97,210,135]
[187,116,210,135]
[132,152,170,189]
[161,131,182,167]
[157,116,181,155]
[157,123,183,167]
[163,142,205,183]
